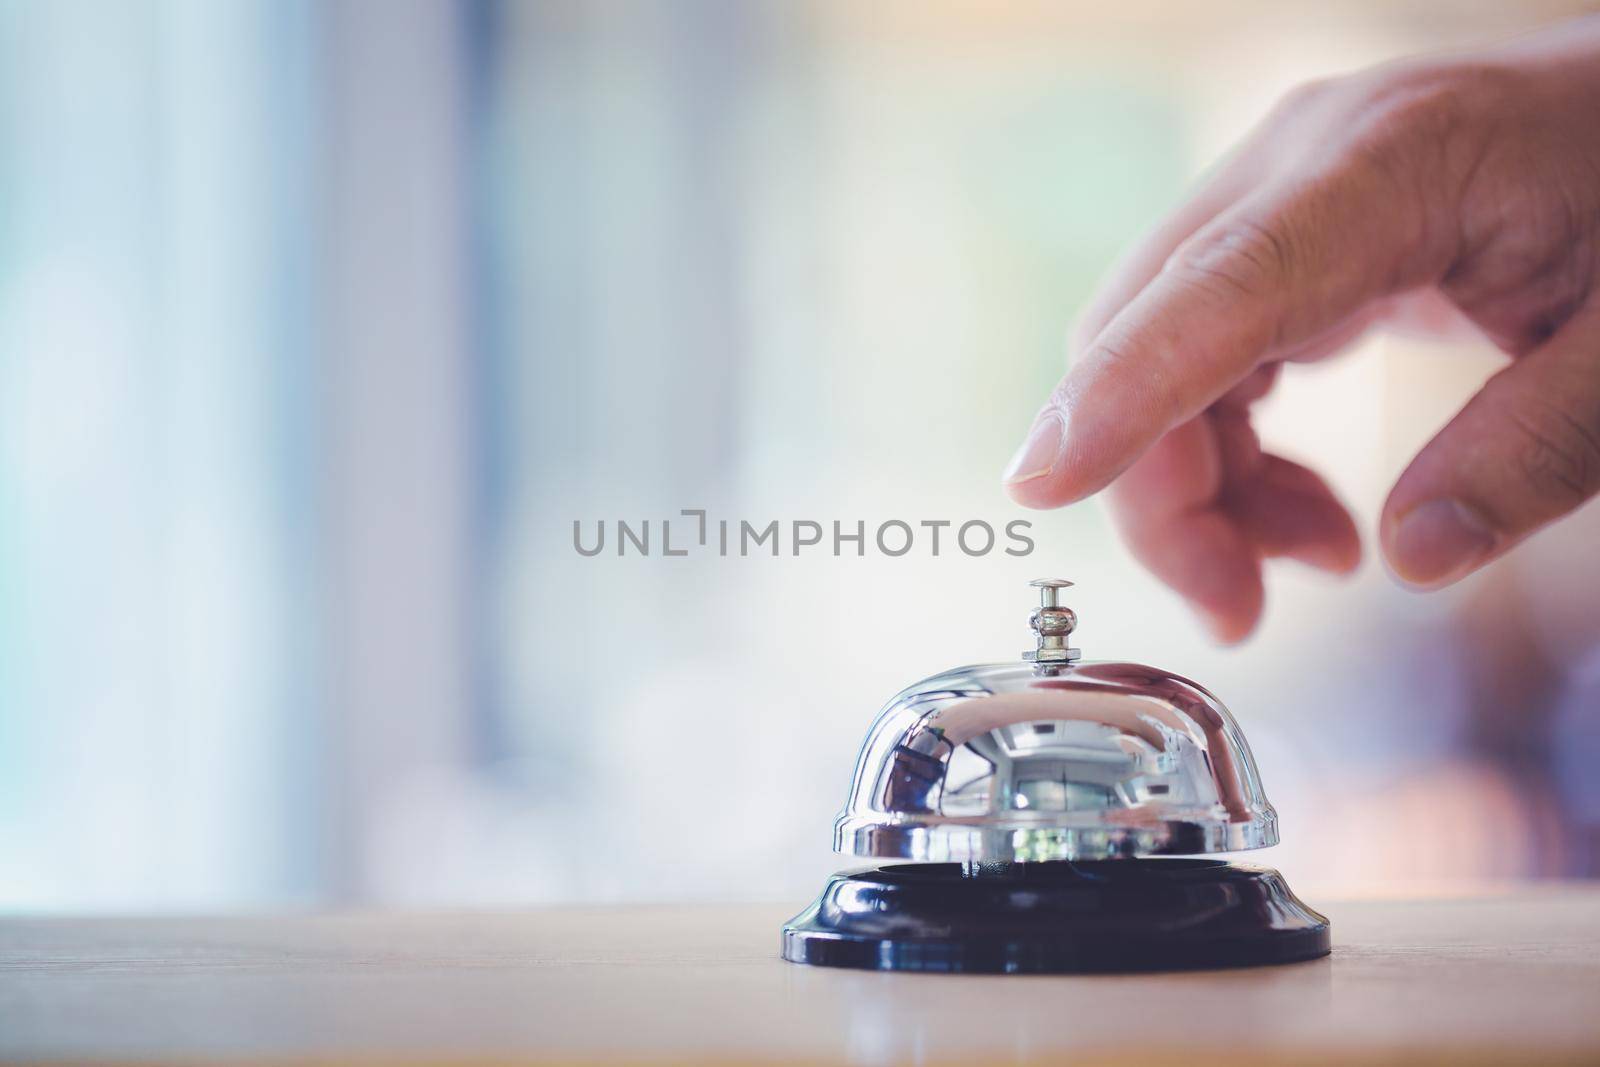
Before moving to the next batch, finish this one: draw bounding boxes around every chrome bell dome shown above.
[834,579,1279,863]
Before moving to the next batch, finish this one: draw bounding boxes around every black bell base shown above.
[782,858,1330,974]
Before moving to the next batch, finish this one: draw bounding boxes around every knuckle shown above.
[1270,76,1336,121]
[1505,394,1600,505]
[1359,78,1458,139]
[1173,216,1295,303]
[1340,62,1512,162]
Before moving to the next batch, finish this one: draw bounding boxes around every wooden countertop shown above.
[3,888,1599,1066]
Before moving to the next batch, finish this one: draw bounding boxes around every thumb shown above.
[1382,304,1600,588]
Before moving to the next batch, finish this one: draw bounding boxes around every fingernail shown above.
[1389,498,1497,588]
[1003,410,1065,485]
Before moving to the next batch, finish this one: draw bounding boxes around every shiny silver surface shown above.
[834,582,1278,862]
[1023,579,1079,664]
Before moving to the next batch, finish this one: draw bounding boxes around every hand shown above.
[1003,17,1600,642]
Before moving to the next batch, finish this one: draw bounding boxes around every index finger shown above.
[1006,164,1445,509]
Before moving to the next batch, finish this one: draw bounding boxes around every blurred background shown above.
[2,0,1598,912]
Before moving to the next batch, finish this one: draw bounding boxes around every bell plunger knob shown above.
[1024,578,1080,664]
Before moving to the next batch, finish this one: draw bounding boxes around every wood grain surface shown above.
[2,888,1598,1066]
